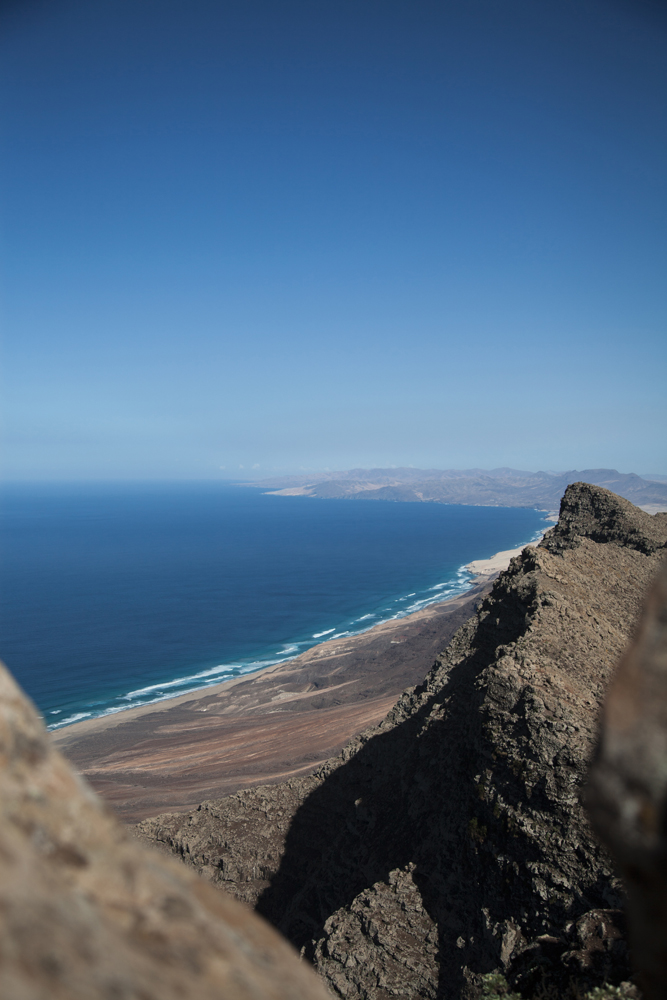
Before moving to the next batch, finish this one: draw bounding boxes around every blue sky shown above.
[1,0,665,479]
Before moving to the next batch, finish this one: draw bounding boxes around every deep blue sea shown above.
[0,482,547,729]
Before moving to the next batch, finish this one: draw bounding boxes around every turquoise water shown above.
[0,482,547,729]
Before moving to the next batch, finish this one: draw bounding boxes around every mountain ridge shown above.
[138,484,667,999]
[245,467,667,510]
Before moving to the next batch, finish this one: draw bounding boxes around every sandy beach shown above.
[462,522,552,581]
[52,543,536,823]
[464,542,534,580]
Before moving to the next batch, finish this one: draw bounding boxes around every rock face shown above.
[0,661,330,999]
[138,485,667,998]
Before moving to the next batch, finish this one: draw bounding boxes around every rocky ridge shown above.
[138,485,667,998]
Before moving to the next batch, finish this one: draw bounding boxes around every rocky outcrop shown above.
[0,661,329,1000]
[138,484,667,998]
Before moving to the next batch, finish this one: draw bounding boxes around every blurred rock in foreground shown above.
[0,661,329,1000]
[588,558,667,1000]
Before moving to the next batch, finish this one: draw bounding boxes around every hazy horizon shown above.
[1,0,665,479]
[1,465,666,484]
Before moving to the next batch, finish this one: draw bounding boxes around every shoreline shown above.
[464,541,537,581]
[48,530,549,735]
[51,581,487,742]
[52,583,491,821]
[462,516,556,582]
[51,536,545,822]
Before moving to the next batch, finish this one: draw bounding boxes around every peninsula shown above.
[247,465,667,512]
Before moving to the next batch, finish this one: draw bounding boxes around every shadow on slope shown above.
[255,483,667,997]
[136,484,666,999]
[254,569,585,998]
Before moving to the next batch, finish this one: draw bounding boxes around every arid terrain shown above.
[249,466,667,510]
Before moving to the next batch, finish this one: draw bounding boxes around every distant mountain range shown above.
[247,467,667,510]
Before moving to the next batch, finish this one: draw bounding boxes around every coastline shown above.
[464,541,538,581]
[51,537,544,822]
[46,573,477,733]
[48,524,552,734]
[462,515,555,581]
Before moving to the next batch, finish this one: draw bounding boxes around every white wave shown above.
[47,711,92,730]
[313,628,335,638]
[404,599,435,613]
[123,659,252,700]
[393,576,474,617]
[354,613,375,622]
[238,656,290,670]
[122,659,288,704]
[126,652,300,700]
[329,631,351,639]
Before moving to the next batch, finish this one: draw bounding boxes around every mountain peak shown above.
[546,482,667,554]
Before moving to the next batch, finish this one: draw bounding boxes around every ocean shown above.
[0,482,548,729]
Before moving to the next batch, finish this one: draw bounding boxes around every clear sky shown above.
[1,0,665,479]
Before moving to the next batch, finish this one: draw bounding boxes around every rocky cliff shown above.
[138,484,667,998]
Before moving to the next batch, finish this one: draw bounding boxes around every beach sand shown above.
[464,543,532,581]
[464,523,554,581]
[51,545,534,823]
